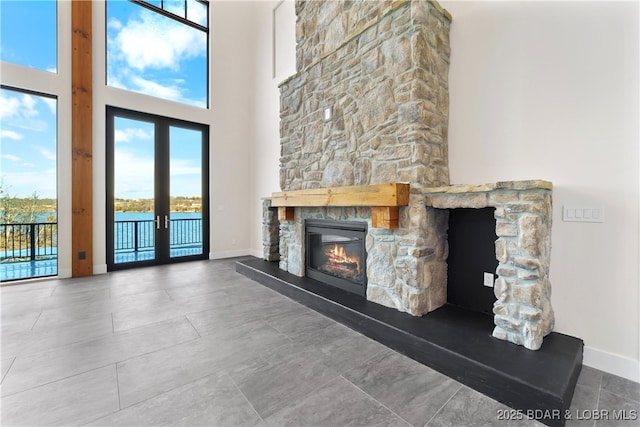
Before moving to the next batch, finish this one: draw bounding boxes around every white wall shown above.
[251,0,296,255]
[442,0,639,380]
[209,0,262,258]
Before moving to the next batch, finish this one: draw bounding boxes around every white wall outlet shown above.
[563,206,604,223]
[483,272,494,288]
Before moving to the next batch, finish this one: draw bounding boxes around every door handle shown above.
[155,216,160,230]
[164,215,169,229]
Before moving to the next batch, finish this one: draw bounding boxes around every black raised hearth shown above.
[305,219,367,297]
[236,257,583,427]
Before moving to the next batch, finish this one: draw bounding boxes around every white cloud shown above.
[42,98,57,114]
[0,91,49,132]
[21,95,38,118]
[108,17,122,31]
[36,147,57,161]
[114,10,206,72]
[0,130,23,140]
[114,127,153,143]
[114,148,155,198]
[0,94,21,120]
[130,75,183,101]
[170,158,200,176]
[22,162,35,168]
[0,170,57,199]
[1,154,21,162]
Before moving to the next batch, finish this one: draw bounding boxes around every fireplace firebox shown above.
[305,220,367,296]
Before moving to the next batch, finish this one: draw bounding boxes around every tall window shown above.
[106,0,209,107]
[0,87,58,281]
[0,0,60,282]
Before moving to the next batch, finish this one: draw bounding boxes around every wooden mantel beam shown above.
[272,183,410,229]
[271,183,409,207]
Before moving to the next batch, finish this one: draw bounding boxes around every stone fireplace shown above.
[266,0,555,350]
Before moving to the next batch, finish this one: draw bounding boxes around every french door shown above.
[106,107,209,271]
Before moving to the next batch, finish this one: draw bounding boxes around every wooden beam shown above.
[271,183,409,207]
[71,0,93,277]
[278,207,295,221]
[371,207,399,229]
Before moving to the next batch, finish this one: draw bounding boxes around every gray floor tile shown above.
[1,316,198,396]
[87,372,263,427]
[596,390,640,426]
[2,314,114,358]
[427,386,511,427]
[164,282,232,301]
[265,376,412,427]
[566,383,599,427]
[35,300,114,326]
[578,366,604,389]
[312,324,390,373]
[0,364,119,427]
[266,308,336,338]
[344,348,462,426]
[0,280,57,294]
[1,310,41,335]
[186,296,303,337]
[43,288,111,310]
[0,290,49,318]
[117,320,290,408]
[228,347,344,419]
[602,373,640,403]
[1,357,15,383]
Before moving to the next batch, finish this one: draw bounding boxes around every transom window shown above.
[106,0,209,108]
[0,0,57,73]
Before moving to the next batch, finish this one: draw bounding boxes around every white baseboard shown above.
[93,264,107,275]
[57,268,72,279]
[249,248,263,258]
[583,346,640,383]
[209,249,253,260]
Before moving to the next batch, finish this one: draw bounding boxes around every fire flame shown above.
[328,243,360,272]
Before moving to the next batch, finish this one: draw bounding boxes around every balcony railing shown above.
[0,222,57,262]
[114,217,203,253]
[1,218,203,263]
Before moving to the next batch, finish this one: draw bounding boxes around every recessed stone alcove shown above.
[270,0,555,350]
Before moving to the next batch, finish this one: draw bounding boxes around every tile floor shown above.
[1,258,638,427]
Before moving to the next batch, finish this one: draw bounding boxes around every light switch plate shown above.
[563,206,604,223]
[324,107,332,121]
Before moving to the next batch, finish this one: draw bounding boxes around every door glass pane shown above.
[0,0,57,73]
[0,88,57,282]
[113,117,155,264]
[169,126,202,258]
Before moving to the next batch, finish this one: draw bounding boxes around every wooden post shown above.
[71,0,93,276]
[371,207,399,229]
[278,207,295,221]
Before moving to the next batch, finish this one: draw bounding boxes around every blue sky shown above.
[1,0,207,201]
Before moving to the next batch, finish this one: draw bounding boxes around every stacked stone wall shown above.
[261,199,280,262]
[280,0,451,192]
